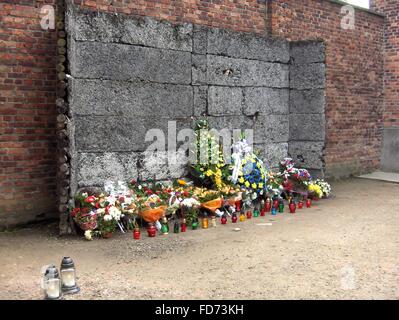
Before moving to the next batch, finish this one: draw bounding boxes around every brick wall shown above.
[271,0,385,178]
[0,0,58,228]
[371,0,399,128]
[72,0,268,33]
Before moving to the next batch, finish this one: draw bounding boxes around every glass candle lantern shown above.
[271,207,277,215]
[273,198,279,209]
[235,200,241,213]
[133,228,140,240]
[174,220,180,233]
[192,219,199,230]
[278,200,284,213]
[231,213,238,223]
[265,198,272,212]
[239,213,246,222]
[306,198,312,208]
[161,216,169,235]
[147,223,157,237]
[298,201,304,209]
[289,202,296,214]
[181,218,187,232]
[60,257,80,294]
[253,209,260,217]
[202,215,209,229]
[43,265,62,300]
[221,215,227,225]
[246,210,252,219]
[211,216,217,227]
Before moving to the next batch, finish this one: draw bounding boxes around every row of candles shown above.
[42,257,80,300]
[137,197,313,239]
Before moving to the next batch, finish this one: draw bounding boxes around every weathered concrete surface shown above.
[77,152,139,187]
[290,63,326,90]
[288,141,325,170]
[289,89,325,114]
[66,7,193,52]
[244,88,289,115]
[254,115,289,144]
[255,143,289,168]
[289,114,325,141]
[70,41,192,84]
[381,127,399,172]
[74,117,191,152]
[70,79,193,117]
[206,55,289,87]
[290,41,325,64]
[208,86,243,116]
[139,150,188,181]
[206,28,290,63]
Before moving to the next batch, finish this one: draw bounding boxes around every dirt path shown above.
[0,178,398,300]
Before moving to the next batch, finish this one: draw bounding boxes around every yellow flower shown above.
[244,181,250,188]
[205,170,213,177]
[258,182,263,189]
[177,179,186,186]
[239,177,245,184]
[257,163,261,168]
[251,183,257,189]
[242,159,247,165]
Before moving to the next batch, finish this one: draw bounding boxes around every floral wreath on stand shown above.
[230,139,268,211]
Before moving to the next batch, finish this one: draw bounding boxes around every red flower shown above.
[70,208,80,217]
[130,179,136,185]
[85,196,95,203]
[146,189,153,195]
[183,190,189,197]
[95,202,100,209]
[119,196,125,203]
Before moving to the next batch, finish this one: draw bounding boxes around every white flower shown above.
[103,214,112,221]
[108,206,122,221]
[96,208,105,215]
[106,195,116,206]
[181,198,200,208]
[84,230,92,241]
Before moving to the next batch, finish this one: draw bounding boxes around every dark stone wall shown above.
[65,6,325,198]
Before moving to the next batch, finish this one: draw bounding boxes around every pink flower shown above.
[85,196,95,203]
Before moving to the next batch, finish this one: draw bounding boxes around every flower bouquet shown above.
[314,179,332,198]
[70,192,99,231]
[96,205,122,238]
[195,188,223,213]
[230,139,267,208]
[128,180,168,222]
[189,120,231,190]
[279,158,312,196]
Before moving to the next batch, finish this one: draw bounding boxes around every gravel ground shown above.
[0,178,398,300]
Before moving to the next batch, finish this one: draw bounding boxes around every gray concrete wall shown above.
[381,127,399,172]
[66,6,326,195]
[289,41,326,178]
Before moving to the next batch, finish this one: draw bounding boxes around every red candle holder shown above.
[306,198,312,208]
[133,228,140,240]
[232,213,238,223]
[273,199,279,209]
[260,209,266,216]
[235,200,241,213]
[147,223,157,237]
[181,222,187,232]
[221,215,227,225]
[298,201,304,209]
[289,203,296,214]
[265,199,272,212]
[246,211,252,219]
